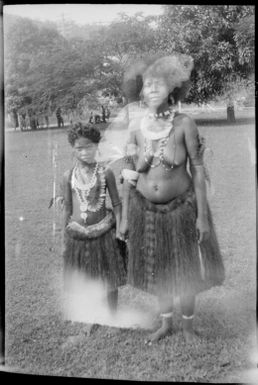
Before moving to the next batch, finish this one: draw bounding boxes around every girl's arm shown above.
[105,167,122,238]
[119,178,132,240]
[60,170,73,230]
[183,115,209,242]
[119,131,139,240]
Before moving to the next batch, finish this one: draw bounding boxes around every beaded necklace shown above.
[71,162,106,223]
[141,109,175,140]
[142,109,177,171]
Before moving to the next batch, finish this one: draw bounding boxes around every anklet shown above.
[160,312,173,318]
[182,314,194,320]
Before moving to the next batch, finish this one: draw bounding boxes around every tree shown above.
[3,12,164,128]
[4,15,104,126]
[155,5,255,121]
[4,15,66,126]
[88,13,157,98]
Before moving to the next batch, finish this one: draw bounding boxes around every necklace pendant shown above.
[81,212,88,222]
[80,203,88,212]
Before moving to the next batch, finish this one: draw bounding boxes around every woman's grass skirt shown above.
[127,186,225,298]
[63,226,127,291]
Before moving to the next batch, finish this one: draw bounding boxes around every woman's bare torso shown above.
[135,115,192,203]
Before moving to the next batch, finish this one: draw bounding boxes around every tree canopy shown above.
[4,5,255,122]
[154,5,254,104]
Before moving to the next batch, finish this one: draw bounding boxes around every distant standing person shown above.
[89,111,94,124]
[56,107,64,128]
[227,96,236,123]
[105,106,111,121]
[101,105,106,123]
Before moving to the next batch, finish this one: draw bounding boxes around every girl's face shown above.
[73,137,98,164]
[142,76,169,109]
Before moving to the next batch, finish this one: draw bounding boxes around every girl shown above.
[119,55,225,343]
[61,122,126,313]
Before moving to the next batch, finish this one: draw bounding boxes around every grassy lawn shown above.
[4,111,256,382]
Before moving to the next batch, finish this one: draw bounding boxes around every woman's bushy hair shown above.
[123,53,193,104]
[67,122,101,146]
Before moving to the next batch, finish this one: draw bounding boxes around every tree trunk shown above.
[12,110,19,130]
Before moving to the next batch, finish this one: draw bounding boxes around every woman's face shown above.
[142,76,169,109]
[73,137,98,164]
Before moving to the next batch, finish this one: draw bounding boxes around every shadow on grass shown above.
[195,117,255,126]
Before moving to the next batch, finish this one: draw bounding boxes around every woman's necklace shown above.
[140,108,175,140]
[142,108,177,170]
[71,163,106,223]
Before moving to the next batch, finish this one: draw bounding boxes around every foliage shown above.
[4,15,104,117]
[4,6,255,122]
[4,12,157,118]
[154,5,255,104]
[86,13,157,96]
[233,13,255,68]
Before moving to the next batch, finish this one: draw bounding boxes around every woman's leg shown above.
[180,294,197,342]
[145,295,173,344]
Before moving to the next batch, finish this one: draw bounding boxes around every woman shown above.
[119,55,225,344]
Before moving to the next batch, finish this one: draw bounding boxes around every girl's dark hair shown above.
[67,122,101,146]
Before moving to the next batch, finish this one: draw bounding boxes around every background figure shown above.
[101,105,106,123]
[29,112,38,130]
[19,113,26,131]
[45,114,49,128]
[89,111,94,123]
[56,107,64,128]
[94,113,101,124]
[227,96,236,123]
[105,106,111,121]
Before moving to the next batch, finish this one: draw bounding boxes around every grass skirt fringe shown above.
[63,226,126,290]
[127,186,225,297]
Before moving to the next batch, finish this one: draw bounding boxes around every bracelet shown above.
[160,312,173,318]
[112,200,122,207]
[182,314,194,319]
[66,210,115,239]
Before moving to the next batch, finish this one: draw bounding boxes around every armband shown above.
[112,200,122,207]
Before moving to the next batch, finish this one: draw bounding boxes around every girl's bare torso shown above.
[71,178,107,226]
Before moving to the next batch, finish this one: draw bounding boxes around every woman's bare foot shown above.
[183,329,199,343]
[145,317,172,345]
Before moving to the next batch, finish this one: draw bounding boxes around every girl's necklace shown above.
[72,163,98,191]
[71,163,106,223]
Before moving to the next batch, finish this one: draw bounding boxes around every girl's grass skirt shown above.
[63,226,126,291]
[127,186,225,298]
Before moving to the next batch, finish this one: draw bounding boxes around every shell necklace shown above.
[143,133,176,170]
[142,109,176,170]
[141,109,175,140]
[71,162,106,223]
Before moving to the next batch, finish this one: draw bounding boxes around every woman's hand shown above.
[196,217,210,243]
[119,219,129,241]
